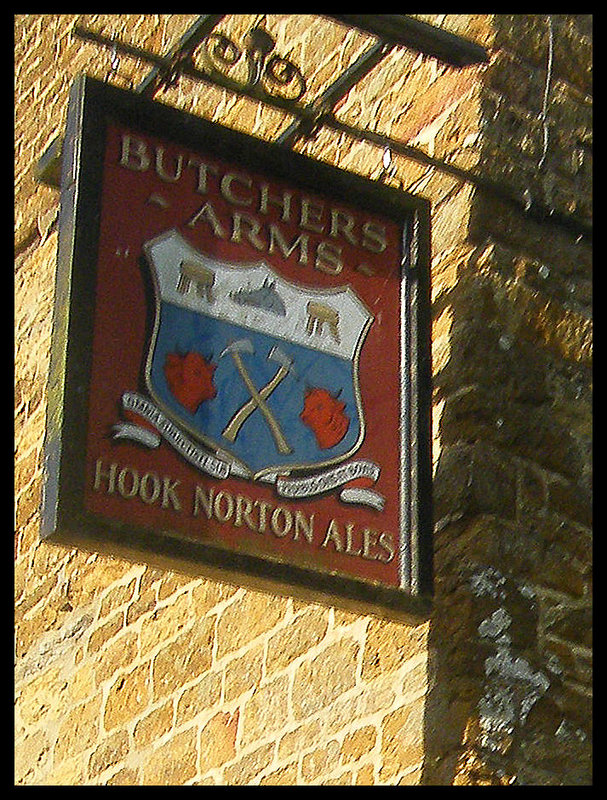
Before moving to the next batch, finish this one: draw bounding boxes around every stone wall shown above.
[425,14,592,785]
[15,14,592,785]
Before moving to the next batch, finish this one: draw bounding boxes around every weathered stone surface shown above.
[152,616,214,700]
[55,695,103,762]
[88,729,130,779]
[16,666,65,728]
[107,767,140,786]
[433,443,517,523]
[223,742,274,785]
[133,701,174,749]
[241,674,290,746]
[176,671,222,725]
[340,725,377,764]
[542,600,592,648]
[265,606,329,674]
[104,664,152,731]
[14,729,51,784]
[278,718,324,762]
[139,591,191,657]
[191,579,238,614]
[362,617,428,681]
[380,703,424,780]
[87,613,124,655]
[199,710,239,771]
[215,591,288,660]
[99,577,137,618]
[223,643,264,703]
[543,636,592,686]
[355,763,376,785]
[259,761,299,785]
[292,639,359,720]
[547,474,592,528]
[301,739,340,782]
[141,727,198,785]
[94,631,138,685]
[491,14,592,95]
[511,515,591,598]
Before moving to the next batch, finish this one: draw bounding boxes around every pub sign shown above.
[42,76,432,618]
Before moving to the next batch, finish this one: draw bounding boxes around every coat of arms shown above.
[114,229,383,508]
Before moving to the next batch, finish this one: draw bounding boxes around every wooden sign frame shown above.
[42,75,432,619]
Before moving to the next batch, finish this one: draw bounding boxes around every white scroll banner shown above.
[115,392,233,480]
[114,392,384,509]
[276,462,385,511]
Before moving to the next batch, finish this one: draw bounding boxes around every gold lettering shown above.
[235,494,258,531]
[117,466,139,498]
[330,209,357,245]
[119,135,150,172]
[268,225,309,264]
[161,476,182,511]
[300,198,325,233]
[94,459,180,511]
[231,212,265,250]
[321,519,344,552]
[344,523,362,556]
[213,490,234,522]
[192,485,317,545]
[94,459,117,493]
[221,173,253,206]
[377,531,396,563]
[361,528,378,560]
[294,510,314,543]
[361,221,387,253]
[254,499,272,533]
[186,157,219,194]
[186,202,227,238]
[270,506,292,538]
[114,135,394,279]
[155,147,183,183]
[259,184,292,221]
[193,485,214,518]
[139,472,161,504]
[315,241,343,275]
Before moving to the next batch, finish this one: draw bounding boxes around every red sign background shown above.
[84,123,405,588]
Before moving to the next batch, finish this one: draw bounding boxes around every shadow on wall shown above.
[420,14,592,786]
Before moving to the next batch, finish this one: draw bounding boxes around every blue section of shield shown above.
[149,302,363,475]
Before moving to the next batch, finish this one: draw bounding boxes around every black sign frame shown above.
[41,75,432,620]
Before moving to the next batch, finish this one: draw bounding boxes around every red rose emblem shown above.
[164,351,217,414]
[300,386,350,449]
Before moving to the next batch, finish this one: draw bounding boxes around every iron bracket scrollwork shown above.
[201,25,306,102]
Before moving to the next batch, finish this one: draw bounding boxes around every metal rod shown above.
[325,115,591,238]
[326,14,490,67]
[73,24,316,119]
[312,40,394,111]
[136,14,225,96]
[65,23,590,240]
[73,25,167,68]
[277,40,394,147]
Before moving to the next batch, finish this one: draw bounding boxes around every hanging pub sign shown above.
[42,75,432,618]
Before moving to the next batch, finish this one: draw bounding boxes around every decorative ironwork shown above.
[201,25,306,101]
[37,15,590,241]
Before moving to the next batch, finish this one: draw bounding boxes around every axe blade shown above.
[220,338,254,359]
[268,345,294,374]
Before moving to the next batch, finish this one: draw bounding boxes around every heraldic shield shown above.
[140,230,374,480]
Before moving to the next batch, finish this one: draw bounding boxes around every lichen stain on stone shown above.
[471,567,550,754]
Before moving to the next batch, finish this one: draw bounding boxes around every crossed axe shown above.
[220,339,294,454]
